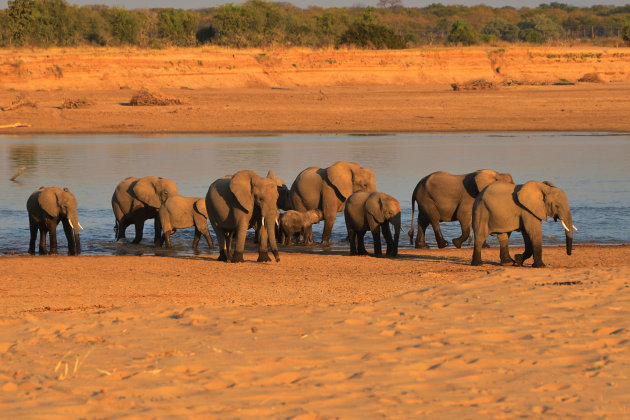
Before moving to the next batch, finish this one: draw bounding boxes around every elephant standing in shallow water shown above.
[158,195,214,249]
[205,170,280,263]
[409,169,514,249]
[27,186,83,255]
[290,161,376,245]
[471,180,576,267]
[111,176,178,244]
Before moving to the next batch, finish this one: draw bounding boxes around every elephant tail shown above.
[114,219,120,240]
[408,195,415,244]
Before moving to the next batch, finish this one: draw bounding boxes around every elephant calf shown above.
[278,209,323,245]
[158,195,214,249]
[27,186,83,255]
[344,191,402,257]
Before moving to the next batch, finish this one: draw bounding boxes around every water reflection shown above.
[1,133,629,256]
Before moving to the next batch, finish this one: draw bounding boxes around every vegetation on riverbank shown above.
[1,0,630,50]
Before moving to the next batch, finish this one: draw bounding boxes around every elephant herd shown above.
[26,161,576,267]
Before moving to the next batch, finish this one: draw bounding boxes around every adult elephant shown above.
[27,186,83,255]
[205,170,280,263]
[344,191,402,257]
[111,176,178,244]
[409,169,514,249]
[471,180,576,267]
[290,161,376,245]
[158,195,214,250]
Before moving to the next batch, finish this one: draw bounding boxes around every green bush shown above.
[447,20,477,45]
[623,24,630,42]
[337,20,406,49]
[157,9,200,46]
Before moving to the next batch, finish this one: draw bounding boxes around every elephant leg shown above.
[164,230,173,248]
[515,230,533,267]
[154,216,162,246]
[192,228,201,249]
[231,225,248,263]
[304,226,314,245]
[132,219,145,244]
[38,227,48,255]
[423,204,449,248]
[382,221,395,257]
[471,229,488,266]
[372,225,383,257]
[524,221,545,268]
[452,217,471,249]
[348,229,358,256]
[357,231,368,256]
[321,216,335,246]
[497,233,514,266]
[47,220,58,255]
[28,220,38,255]
[198,225,214,249]
[414,212,430,249]
[215,228,228,261]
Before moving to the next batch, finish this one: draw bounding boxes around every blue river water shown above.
[1,133,628,256]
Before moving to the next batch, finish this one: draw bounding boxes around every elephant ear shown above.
[133,177,162,209]
[230,171,255,212]
[38,187,60,218]
[327,162,354,200]
[517,181,550,221]
[365,194,385,231]
[474,169,499,194]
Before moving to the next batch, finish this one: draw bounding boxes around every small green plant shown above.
[197,60,203,66]
[326,58,336,64]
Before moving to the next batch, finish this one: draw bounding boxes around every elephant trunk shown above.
[66,212,81,255]
[561,212,573,256]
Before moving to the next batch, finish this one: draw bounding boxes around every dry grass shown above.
[451,79,496,91]
[61,97,91,109]
[1,94,37,111]
[129,88,182,106]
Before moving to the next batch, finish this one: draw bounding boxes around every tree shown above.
[7,0,35,46]
[623,24,630,42]
[157,9,200,46]
[482,18,519,42]
[448,20,477,45]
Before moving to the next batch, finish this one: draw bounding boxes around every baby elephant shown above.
[279,209,323,245]
[27,186,83,255]
[344,191,402,257]
[159,195,214,249]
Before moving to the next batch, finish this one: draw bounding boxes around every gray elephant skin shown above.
[472,180,576,267]
[290,161,376,245]
[111,176,178,244]
[205,170,280,263]
[27,186,82,255]
[158,195,214,249]
[279,209,323,245]
[344,191,402,257]
[409,169,514,249]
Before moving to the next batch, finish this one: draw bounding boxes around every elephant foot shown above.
[471,258,483,266]
[257,252,271,262]
[386,251,398,258]
[482,241,490,249]
[452,239,464,249]
[217,252,228,262]
[231,252,245,263]
[358,250,369,256]
[437,240,450,249]
[500,258,516,266]
[132,238,142,244]
[414,242,429,249]
[321,240,330,247]
[532,260,546,268]
[514,254,525,266]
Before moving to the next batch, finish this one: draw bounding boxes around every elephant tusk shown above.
[573,224,578,231]
[275,218,279,228]
[561,220,570,232]
[262,217,265,228]
[400,226,406,234]
[78,222,84,231]
[68,220,74,229]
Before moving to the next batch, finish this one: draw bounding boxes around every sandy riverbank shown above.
[1,46,630,134]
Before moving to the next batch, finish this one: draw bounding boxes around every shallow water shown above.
[1,133,629,256]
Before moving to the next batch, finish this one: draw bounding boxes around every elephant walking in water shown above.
[158,195,214,249]
[111,176,178,245]
[27,186,83,255]
[409,169,514,249]
[290,161,376,245]
[472,180,576,267]
[206,170,280,263]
